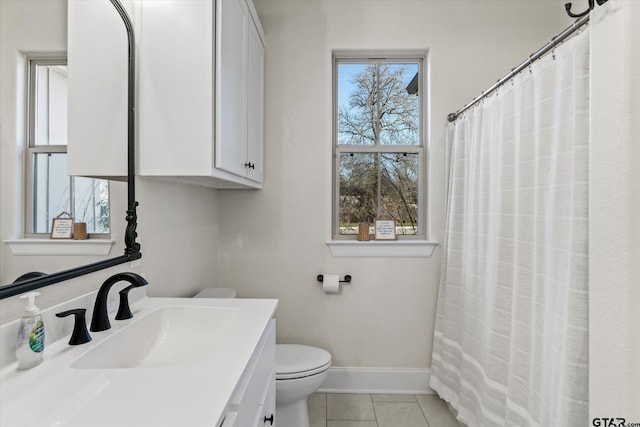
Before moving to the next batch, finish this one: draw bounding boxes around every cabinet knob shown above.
[245,162,255,170]
[264,414,274,425]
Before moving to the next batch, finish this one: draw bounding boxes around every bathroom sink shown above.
[72,306,239,369]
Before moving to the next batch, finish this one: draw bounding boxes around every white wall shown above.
[590,0,640,419]
[0,0,219,323]
[217,0,571,368]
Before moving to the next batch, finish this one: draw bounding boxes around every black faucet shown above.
[90,272,148,332]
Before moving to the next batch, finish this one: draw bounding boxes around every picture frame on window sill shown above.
[375,219,396,240]
[50,212,74,239]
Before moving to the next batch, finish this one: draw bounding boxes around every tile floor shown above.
[308,393,463,427]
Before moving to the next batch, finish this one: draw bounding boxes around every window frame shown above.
[23,55,110,239]
[332,51,427,241]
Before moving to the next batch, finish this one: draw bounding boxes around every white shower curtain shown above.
[430,29,589,427]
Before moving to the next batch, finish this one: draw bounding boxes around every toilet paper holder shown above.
[316,274,351,284]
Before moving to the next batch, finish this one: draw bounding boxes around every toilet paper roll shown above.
[322,274,340,294]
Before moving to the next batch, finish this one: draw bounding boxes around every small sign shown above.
[375,219,396,240]
[50,212,74,239]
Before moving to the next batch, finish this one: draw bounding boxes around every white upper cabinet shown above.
[138,0,265,189]
[67,0,129,179]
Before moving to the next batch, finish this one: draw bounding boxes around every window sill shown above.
[327,240,438,258]
[4,239,115,256]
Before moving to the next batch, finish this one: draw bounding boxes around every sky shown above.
[336,62,419,111]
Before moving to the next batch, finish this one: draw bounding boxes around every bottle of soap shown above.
[16,291,45,369]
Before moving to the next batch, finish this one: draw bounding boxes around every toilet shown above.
[194,288,332,427]
[275,344,331,427]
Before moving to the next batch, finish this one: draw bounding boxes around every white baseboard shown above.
[318,367,434,395]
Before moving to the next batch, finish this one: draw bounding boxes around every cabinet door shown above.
[67,0,128,178]
[216,0,248,178]
[138,0,214,176]
[246,15,265,183]
[259,371,276,427]
[248,374,275,427]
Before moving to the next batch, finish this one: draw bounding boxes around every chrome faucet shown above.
[90,272,148,332]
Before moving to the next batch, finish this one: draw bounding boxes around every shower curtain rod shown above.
[447,14,590,122]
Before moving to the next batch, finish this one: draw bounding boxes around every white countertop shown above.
[0,296,278,427]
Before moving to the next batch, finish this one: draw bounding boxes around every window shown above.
[25,56,110,237]
[333,52,426,240]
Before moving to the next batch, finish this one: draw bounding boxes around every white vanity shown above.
[0,293,278,427]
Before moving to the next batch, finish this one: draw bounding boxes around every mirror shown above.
[0,0,140,299]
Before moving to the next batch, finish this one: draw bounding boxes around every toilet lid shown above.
[276,344,331,380]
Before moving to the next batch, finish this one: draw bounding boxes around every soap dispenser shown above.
[16,291,45,369]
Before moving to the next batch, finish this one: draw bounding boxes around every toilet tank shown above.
[193,288,237,298]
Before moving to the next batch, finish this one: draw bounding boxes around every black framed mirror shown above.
[0,0,140,300]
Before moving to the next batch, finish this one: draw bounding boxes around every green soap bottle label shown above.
[28,320,45,353]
